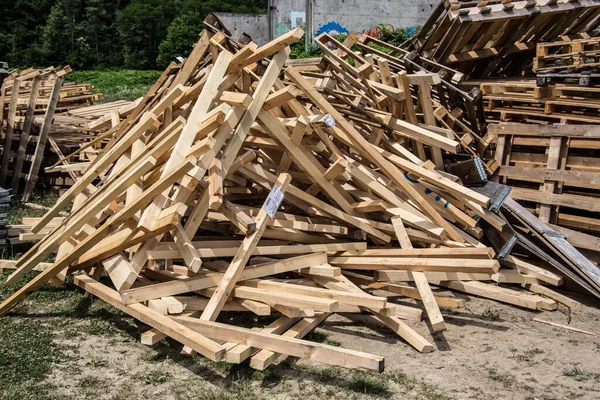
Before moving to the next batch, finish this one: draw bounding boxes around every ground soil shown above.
[34,287,600,400]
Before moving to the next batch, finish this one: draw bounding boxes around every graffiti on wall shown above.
[315,21,350,37]
[362,23,394,38]
[314,21,416,39]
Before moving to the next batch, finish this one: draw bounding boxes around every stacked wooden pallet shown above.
[463,79,600,124]
[409,0,600,80]
[0,27,596,373]
[534,37,600,72]
[492,123,600,248]
[0,66,107,200]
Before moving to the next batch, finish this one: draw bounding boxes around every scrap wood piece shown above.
[522,283,582,309]
[432,281,557,311]
[343,271,465,309]
[199,173,292,322]
[328,256,500,273]
[391,215,445,331]
[310,274,433,353]
[249,313,330,370]
[533,318,598,337]
[225,316,300,363]
[74,275,225,360]
[174,315,384,371]
[120,252,327,305]
[285,67,464,243]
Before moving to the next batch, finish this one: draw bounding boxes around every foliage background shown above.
[0,1,416,70]
[0,0,267,70]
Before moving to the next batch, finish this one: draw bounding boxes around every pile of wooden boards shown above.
[1,25,598,373]
[0,66,106,200]
[409,0,600,80]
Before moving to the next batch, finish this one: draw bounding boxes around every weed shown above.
[481,307,501,321]
[349,371,389,396]
[305,329,341,347]
[390,371,417,390]
[487,368,516,388]
[88,319,120,336]
[79,375,102,387]
[86,359,108,368]
[142,368,173,385]
[514,348,544,363]
[563,366,598,381]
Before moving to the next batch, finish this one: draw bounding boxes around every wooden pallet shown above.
[534,37,600,72]
[465,79,600,124]
[492,123,600,238]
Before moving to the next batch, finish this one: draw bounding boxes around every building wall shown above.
[213,12,270,45]
[216,0,438,45]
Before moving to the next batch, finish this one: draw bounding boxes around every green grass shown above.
[68,69,162,102]
[562,366,598,381]
[0,270,77,400]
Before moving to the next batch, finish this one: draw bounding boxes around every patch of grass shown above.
[348,371,389,396]
[481,307,501,321]
[69,69,162,102]
[562,366,598,381]
[305,329,342,347]
[79,375,102,387]
[0,316,69,400]
[487,368,516,388]
[86,359,108,368]
[513,348,544,363]
[142,368,173,385]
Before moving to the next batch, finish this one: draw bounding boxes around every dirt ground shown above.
[3,276,598,400]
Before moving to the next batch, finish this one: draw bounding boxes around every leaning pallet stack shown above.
[0,66,104,200]
[1,27,597,373]
[409,0,600,80]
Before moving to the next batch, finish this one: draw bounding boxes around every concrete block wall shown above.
[216,0,439,45]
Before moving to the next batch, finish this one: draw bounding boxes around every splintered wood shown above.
[0,24,593,373]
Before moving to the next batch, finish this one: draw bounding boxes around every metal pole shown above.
[305,0,313,51]
[268,0,274,41]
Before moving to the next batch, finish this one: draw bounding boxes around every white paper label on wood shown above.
[323,114,335,127]
[264,186,284,218]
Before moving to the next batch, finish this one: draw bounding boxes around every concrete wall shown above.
[213,12,270,45]
[217,0,438,45]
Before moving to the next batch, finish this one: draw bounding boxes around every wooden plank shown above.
[74,275,225,360]
[175,315,384,371]
[199,173,292,321]
[22,76,64,201]
[12,76,41,192]
[120,253,327,305]
[0,79,21,186]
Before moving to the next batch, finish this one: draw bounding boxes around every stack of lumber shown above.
[409,0,600,80]
[462,79,600,124]
[0,26,597,373]
[0,66,106,200]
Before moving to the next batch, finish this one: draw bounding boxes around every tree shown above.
[156,11,203,68]
[41,2,73,65]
